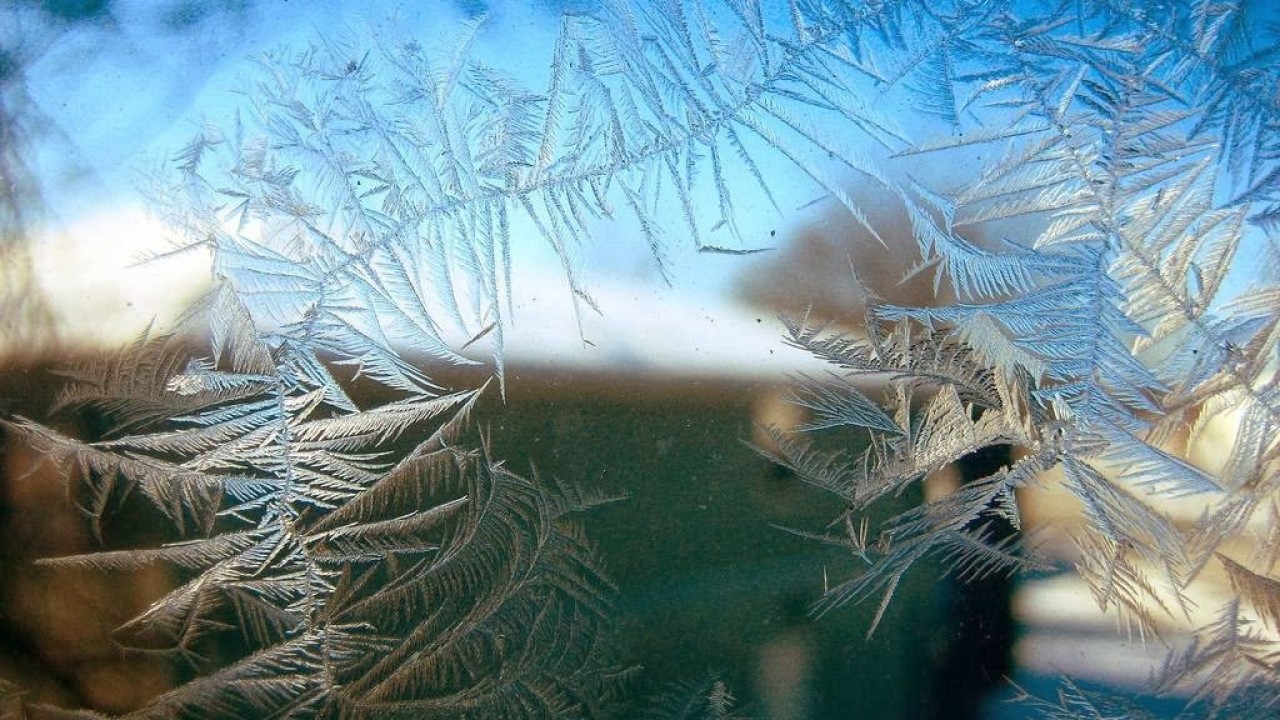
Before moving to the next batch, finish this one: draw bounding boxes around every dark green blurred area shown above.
[0,363,946,717]
[480,369,942,718]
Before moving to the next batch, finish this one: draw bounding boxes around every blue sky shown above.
[8,0,1269,374]
[8,0,833,376]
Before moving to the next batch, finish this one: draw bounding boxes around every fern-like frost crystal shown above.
[4,285,622,718]
[5,0,1278,715]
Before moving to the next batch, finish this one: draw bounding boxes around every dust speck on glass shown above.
[0,0,1276,717]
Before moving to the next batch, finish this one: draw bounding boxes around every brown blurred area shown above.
[733,182,966,327]
[0,366,176,716]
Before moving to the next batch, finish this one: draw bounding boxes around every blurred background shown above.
[0,0,1245,717]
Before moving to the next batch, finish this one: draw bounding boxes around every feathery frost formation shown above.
[2,0,1277,716]
[763,0,1280,714]
[5,283,622,717]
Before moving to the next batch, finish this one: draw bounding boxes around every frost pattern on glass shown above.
[3,0,1278,716]
[4,284,622,718]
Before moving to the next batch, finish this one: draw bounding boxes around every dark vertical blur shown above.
[921,445,1017,720]
[0,4,179,713]
[0,3,65,366]
[735,186,1020,719]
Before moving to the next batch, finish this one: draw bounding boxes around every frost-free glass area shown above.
[1,0,1277,718]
